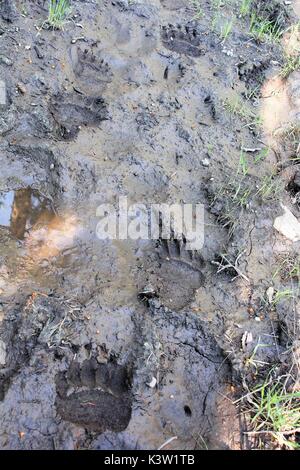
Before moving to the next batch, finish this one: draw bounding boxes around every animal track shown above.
[55,359,132,432]
[50,92,108,140]
[159,235,204,272]
[161,24,205,57]
[71,47,113,91]
[238,59,269,89]
[152,235,205,310]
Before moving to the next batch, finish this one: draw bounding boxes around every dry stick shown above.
[245,428,300,436]
[157,436,178,450]
[211,251,250,282]
[290,275,298,338]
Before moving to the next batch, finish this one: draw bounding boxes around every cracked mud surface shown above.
[0,0,299,450]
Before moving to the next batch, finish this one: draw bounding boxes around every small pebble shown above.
[147,377,157,388]
[0,55,13,66]
[0,80,7,110]
[17,83,26,94]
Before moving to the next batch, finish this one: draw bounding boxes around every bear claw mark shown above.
[49,93,108,141]
[55,359,132,432]
[161,24,205,57]
[72,47,113,87]
[158,234,205,273]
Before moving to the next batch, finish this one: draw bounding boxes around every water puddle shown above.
[0,188,55,240]
[0,188,81,296]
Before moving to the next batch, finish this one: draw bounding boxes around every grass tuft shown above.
[256,174,282,201]
[240,0,252,17]
[45,0,71,30]
[223,96,261,128]
[247,376,300,449]
[249,12,284,43]
[280,55,300,79]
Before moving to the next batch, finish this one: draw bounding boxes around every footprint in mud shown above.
[0,296,70,401]
[238,59,269,89]
[71,47,113,92]
[55,359,132,433]
[154,237,205,310]
[161,24,205,57]
[50,92,108,140]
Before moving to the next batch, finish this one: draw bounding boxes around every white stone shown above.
[0,340,6,366]
[201,158,210,167]
[266,286,275,304]
[0,80,7,110]
[147,377,157,388]
[273,205,300,242]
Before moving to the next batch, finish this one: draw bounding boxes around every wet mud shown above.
[0,0,299,450]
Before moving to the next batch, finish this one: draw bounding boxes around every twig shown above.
[211,250,250,282]
[157,436,178,450]
[244,428,300,436]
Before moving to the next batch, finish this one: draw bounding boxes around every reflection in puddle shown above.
[27,214,79,261]
[0,188,81,296]
[0,188,55,240]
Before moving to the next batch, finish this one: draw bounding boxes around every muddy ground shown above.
[0,0,299,450]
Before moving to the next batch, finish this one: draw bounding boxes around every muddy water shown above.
[0,187,81,298]
[0,188,54,239]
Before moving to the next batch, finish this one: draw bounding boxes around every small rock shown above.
[222,48,235,57]
[146,377,157,388]
[0,80,7,110]
[241,331,253,351]
[266,286,274,304]
[273,204,300,242]
[0,55,13,66]
[71,36,86,44]
[33,45,44,60]
[0,340,7,366]
[16,83,26,94]
[138,284,157,300]
[201,158,210,167]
